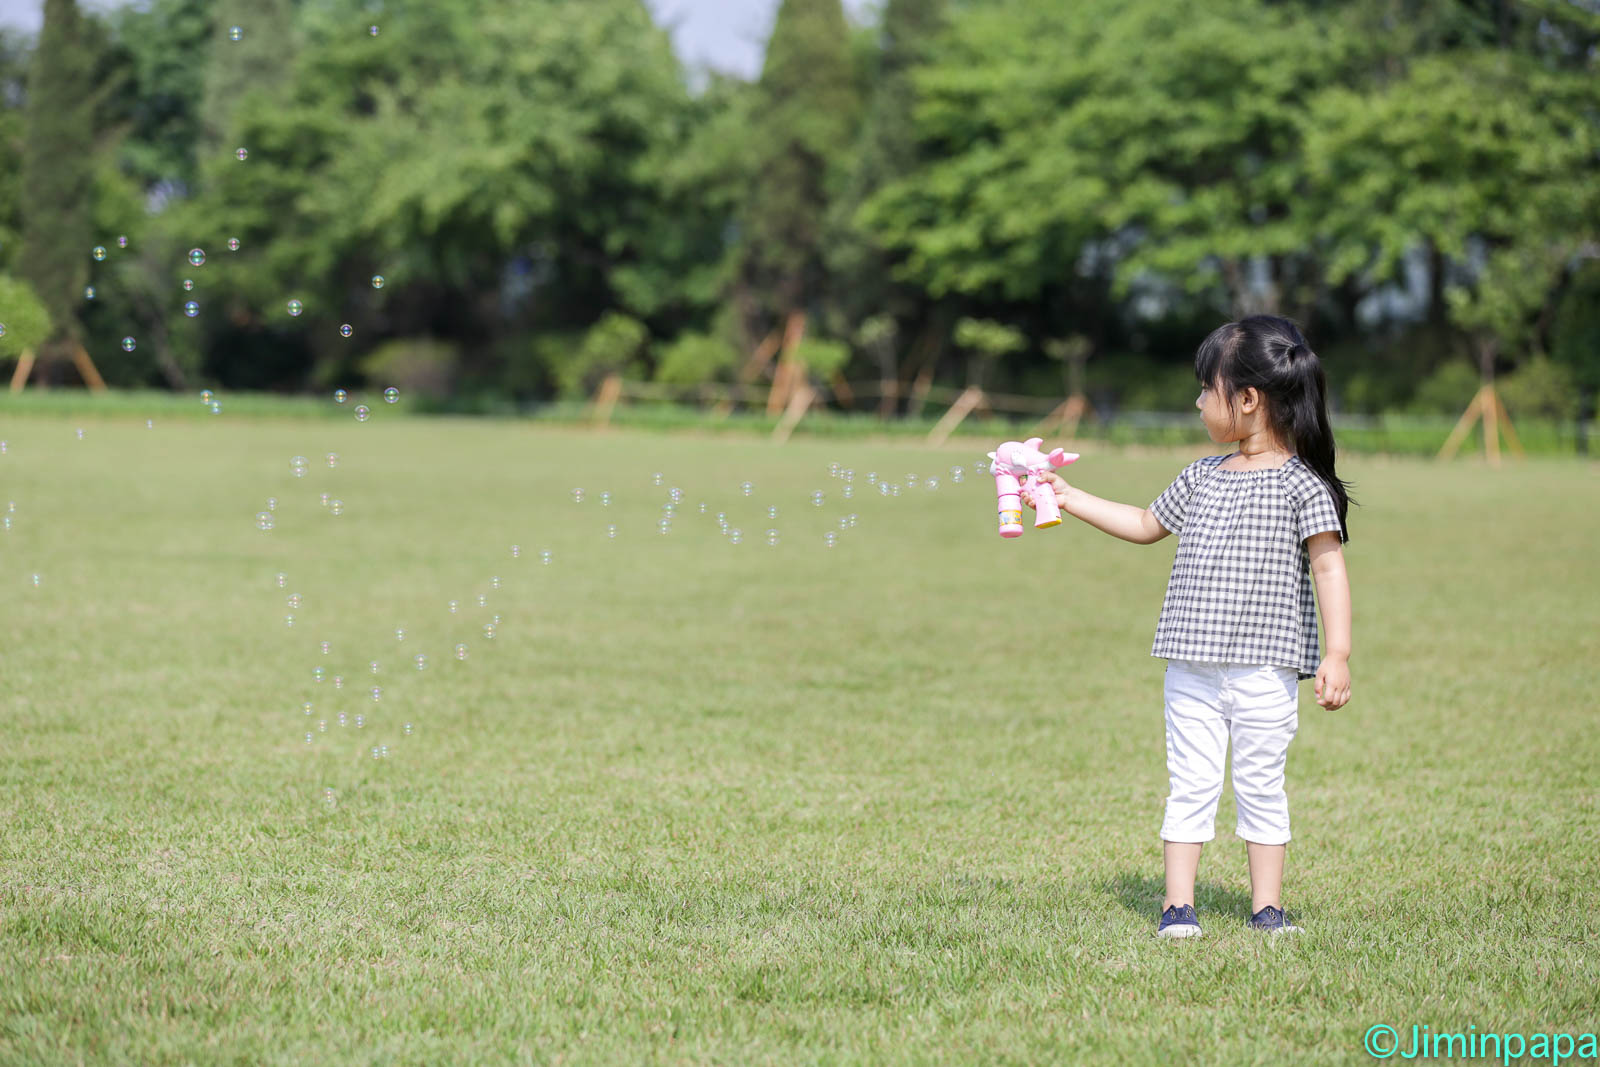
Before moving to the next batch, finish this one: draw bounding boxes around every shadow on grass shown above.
[1102,870,1257,921]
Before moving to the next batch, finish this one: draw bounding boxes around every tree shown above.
[737,0,862,330]
[18,0,97,366]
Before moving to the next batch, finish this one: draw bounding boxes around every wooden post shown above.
[927,384,986,447]
[9,348,36,393]
[591,373,623,428]
[1032,394,1091,438]
[766,310,808,416]
[71,342,108,392]
[772,383,815,444]
[1437,383,1523,467]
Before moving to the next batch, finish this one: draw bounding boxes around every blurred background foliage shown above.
[0,0,1597,431]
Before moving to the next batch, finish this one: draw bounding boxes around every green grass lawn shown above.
[1,410,1597,1065]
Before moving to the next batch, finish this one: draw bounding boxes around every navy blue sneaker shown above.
[1157,903,1202,939]
[1249,905,1302,934]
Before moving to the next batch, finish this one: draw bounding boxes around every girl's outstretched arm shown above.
[1027,471,1169,545]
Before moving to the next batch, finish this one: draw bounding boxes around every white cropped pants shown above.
[1161,659,1300,846]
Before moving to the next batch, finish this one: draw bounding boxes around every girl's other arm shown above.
[1307,531,1352,708]
[1027,472,1169,544]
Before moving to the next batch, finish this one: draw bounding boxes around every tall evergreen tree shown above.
[19,0,96,355]
[737,0,861,336]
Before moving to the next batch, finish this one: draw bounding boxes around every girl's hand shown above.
[1023,470,1072,511]
[1314,656,1350,709]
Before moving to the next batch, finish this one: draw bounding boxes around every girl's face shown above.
[1196,380,1235,442]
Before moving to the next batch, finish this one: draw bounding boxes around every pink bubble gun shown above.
[987,437,1079,538]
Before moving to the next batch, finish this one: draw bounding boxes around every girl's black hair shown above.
[1194,315,1355,543]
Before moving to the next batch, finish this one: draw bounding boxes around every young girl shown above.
[1026,315,1354,939]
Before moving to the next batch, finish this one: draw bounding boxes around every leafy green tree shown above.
[737,0,862,328]
[19,0,97,355]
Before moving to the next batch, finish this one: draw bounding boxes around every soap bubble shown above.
[476,595,486,608]
[483,623,496,640]
[824,532,837,548]
[510,544,521,558]
[370,275,385,289]
[383,387,398,403]
[414,654,427,670]
[188,248,205,266]
[490,575,501,589]
[600,492,611,507]
[370,687,381,703]
[811,491,824,506]
[236,147,248,161]
[305,733,313,744]
[255,511,274,531]
[182,279,194,291]
[120,336,136,352]
[369,661,380,675]
[93,246,107,261]
[320,641,330,655]
[540,551,552,565]
[333,389,347,404]
[356,713,366,727]
[740,482,753,496]
[30,574,40,586]
[571,488,585,503]
[338,713,347,727]
[266,497,277,511]
[287,299,303,317]
[329,499,343,516]
[848,512,858,527]
[766,528,780,546]
[403,723,412,736]
[927,477,940,490]
[326,452,339,467]
[651,472,662,486]
[318,719,327,732]
[75,428,84,440]
[669,487,683,503]
[227,237,240,251]
[607,524,617,539]
[448,600,459,614]
[116,235,128,249]
[354,404,370,422]
[973,460,988,475]
[339,324,352,338]
[658,519,670,535]
[84,286,95,300]
[291,455,308,477]
[184,301,199,318]
[454,643,468,661]
[228,25,242,40]
[369,24,379,36]
[333,675,345,690]
[320,493,330,507]
[287,593,301,609]
[210,402,221,414]
[767,505,778,519]
[276,572,287,588]
[395,628,405,642]
[314,667,325,683]
[729,528,743,545]
[285,614,295,627]
[303,702,313,716]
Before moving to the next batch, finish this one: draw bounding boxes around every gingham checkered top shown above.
[1148,454,1344,680]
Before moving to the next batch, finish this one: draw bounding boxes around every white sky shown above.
[0,0,877,80]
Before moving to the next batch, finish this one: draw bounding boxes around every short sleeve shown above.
[1296,477,1344,544]
[1149,459,1206,535]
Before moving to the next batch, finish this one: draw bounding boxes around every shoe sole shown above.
[1157,925,1203,939]
[1252,925,1302,935]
